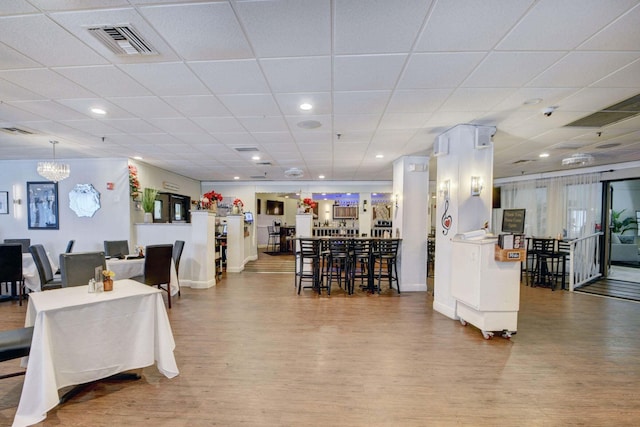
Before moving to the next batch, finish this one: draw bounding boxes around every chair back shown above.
[4,239,30,253]
[60,251,106,287]
[172,240,185,273]
[0,244,23,282]
[352,239,372,259]
[143,244,173,286]
[29,244,55,284]
[374,238,400,256]
[104,240,129,257]
[298,238,320,257]
[532,238,555,254]
[65,240,75,253]
[268,225,277,235]
[328,238,351,257]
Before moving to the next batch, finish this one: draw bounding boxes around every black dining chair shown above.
[326,238,354,295]
[0,243,24,305]
[64,240,75,253]
[172,240,185,297]
[296,238,323,295]
[3,239,30,254]
[103,240,130,258]
[133,244,173,308]
[0,326,33,380]
[28,244,62,291]
[59,251,106,287]
[267,226,280,252]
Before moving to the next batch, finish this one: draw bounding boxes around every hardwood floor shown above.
[1,274,640,426]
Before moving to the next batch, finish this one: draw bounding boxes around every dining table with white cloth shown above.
[12,279,179,427]
[22,252,58,293]
[105,257,179,296]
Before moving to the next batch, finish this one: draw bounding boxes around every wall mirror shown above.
[69,183,101,217]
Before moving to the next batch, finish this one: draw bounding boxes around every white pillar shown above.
[433,124,495,319]
[392,156,429,291]
[226,214,245,273]
[359,192,372,237]
[189,211,217,288]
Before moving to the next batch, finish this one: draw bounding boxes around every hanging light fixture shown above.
[37,141,70,182]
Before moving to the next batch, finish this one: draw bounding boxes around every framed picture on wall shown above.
[637,211,640,236]
[27,181,59,230]
[0,191,8,214]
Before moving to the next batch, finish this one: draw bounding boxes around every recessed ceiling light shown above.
[234,176,239,180]
[299,103,313,111]
[251,155,260,160]
[524,98,543,105]
[376,154,384,159]
[133,156,143,160]
[539,153,549,158]
[319,175,325,179]
[321,193,326,196]
[91,107,106,115]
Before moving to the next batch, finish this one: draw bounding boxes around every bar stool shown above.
[296,238,323,295]
[267,226,280,252]
[372,238,400,294]
[532,238,561,290]
[326,238,354,295]
[352,238,374,292]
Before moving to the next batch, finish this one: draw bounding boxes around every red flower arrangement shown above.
[233,198,244,207]
[192,190,223,210]
[128,165,141,200]
[301,197,317,209]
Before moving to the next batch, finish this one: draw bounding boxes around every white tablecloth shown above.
[12,279,179,427]
[22,252,58,293]
[106,258,179,296]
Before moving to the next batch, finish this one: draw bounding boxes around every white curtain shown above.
[499,173,602,238]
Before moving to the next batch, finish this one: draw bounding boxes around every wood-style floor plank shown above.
[1,270,640,426]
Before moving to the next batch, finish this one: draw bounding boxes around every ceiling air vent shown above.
[234,147,260,152]
[562,153,594,167]
[88,25,158,56]
[1,127,34,135]
[565,93,640,128]
[256,161,272,166]
[512,159,535,165]
[249,175,266,179]
[284,167,304,178]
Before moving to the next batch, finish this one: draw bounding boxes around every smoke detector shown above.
[561,153,594,167]
[284,168,304,178]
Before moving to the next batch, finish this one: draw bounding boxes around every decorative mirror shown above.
[69,184,101,217]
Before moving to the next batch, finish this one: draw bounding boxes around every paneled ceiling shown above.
[1,0,640,181]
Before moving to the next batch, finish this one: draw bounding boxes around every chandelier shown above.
[37,141,70,182]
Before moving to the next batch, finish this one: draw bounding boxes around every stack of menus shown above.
[498,234,524,250]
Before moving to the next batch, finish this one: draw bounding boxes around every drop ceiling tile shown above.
[0,1,39,15]
[102,119,163,134]
[496,0,637,51]
[0,14,108,67]
[333,114,381,132]
[558,87,636,113]
[334,54,407,91]
[208,132,255,144]
[378,113,430,130]
[386,89,451,113]
[260,57,331,92]
[9,100,87,120]
[0,69,98,99]
[334,91,391,115]
[592,59,640,88]
[440,88,514,112]
[415,0,532,51]
[58,119,123,136]
[463,52,566,88]
[140,2,252,60]
[162,95,231,117]
[579,4,640,51]
[335,0,429,54]
[0,44,41,69]
[173,133,219,145]
[107,96,180,118]
[217,94,281,116]
[251,132,295,144]
[119,63,209,96]
[57,98,136,119]
[528,52,640,88]
[191,117,246,133]
[190,60,270,94]
[235,0,330,57]
[291,130,333,144]
[238,116,288,132]
[146,117,206,134]
[275,93,332,115]
[399,53,485,89]
[54,65,152,97]
[0,79,44,101]
[132,133,183,145]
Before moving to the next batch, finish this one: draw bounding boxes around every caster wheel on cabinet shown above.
[459,318,467,326]
[481,331,494,340]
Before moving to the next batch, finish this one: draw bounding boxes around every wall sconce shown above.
[439,180,450,200]
[13,198,21,205]
[470,176,483,196]
[362,200,367,212]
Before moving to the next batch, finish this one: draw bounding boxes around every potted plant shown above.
[142,188,158,223]
[611,209,638,235]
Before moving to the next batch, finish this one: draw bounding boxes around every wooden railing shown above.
[567,232,602,291]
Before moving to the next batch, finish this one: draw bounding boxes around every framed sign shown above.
[27,181,59,229]
[0,191,8,214]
